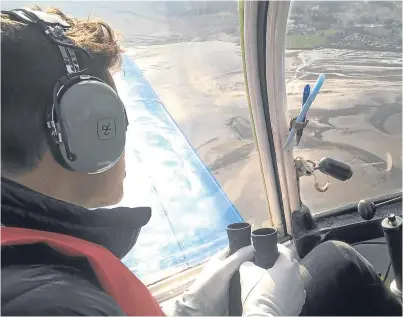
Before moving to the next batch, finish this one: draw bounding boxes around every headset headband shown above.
[4,8,93,75]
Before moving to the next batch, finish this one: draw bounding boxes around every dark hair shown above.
[1,6,122,176]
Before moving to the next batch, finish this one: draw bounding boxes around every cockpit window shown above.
[286,1,402,214]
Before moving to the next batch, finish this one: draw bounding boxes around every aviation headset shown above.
[2,8,128,174]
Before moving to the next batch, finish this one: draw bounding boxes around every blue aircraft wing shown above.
[114,55,243,283]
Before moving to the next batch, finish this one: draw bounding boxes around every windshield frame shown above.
[261,0,299,234]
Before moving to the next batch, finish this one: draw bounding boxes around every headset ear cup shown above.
[53,79,126,174]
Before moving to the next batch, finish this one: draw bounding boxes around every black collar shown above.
[1,177,151,259]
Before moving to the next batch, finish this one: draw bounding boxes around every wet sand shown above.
[288,49,402,212]
[128,43,402,221]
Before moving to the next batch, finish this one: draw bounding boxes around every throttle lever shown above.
[358,196,402,220]
[357,200,377,220]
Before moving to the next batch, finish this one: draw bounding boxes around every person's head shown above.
[1,6,126,208]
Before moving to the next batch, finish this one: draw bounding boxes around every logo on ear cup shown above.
[97,118,116,140]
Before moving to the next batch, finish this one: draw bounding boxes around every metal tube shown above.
[252,228,279,269]
[227,222,251,316]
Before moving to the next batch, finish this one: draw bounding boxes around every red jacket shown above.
[1,227,165,316]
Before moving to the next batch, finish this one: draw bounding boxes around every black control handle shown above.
[252,228,279,269]
[357,196,402,221]
[318,157,353,181]
[381,214,402,292]
[227,222,251,256]
[227,223,251,316]
[358,200,376,220]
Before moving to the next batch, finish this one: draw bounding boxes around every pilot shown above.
[1,6,401,317]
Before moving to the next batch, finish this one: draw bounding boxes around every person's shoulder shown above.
[2,264,126,316]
